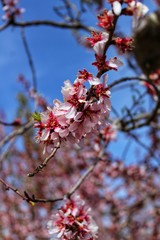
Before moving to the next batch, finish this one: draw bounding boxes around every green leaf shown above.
[32,112,41,122]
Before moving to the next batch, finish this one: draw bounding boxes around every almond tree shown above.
[0,1,160,239]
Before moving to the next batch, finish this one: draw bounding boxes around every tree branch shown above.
[9,20,94,32]
[27,142,61,177]
[0,120,33,149]
[20,28,37,92]
[109,76,160,131]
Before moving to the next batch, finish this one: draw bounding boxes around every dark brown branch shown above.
[12,20,93,32]
[0,18,95,33]
[24,191,64,203]
[109,76,160,131]
[0,119,21,126]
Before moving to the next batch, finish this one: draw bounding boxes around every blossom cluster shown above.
[33,70,111,150]
[47,196,98,240]
[100,123,117,143]
[33,0,150,150]
[87,31,123,71]
[2,0,25,20]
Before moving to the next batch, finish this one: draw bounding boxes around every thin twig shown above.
[12,20,94,32]
[1,148,105,204]
[0,177,26,201]
[128,132,159,162]
[121,138,132,160]
[109,76,160,131]
[0,140,15,163]
[97,14,119,79]
[0,119,22,126]
[21,28,37,92]
[0,20,11,31]
[0,121,33,149]
[67,164,96,198]
[24,191,64,203]
[27,142,61,177]
[67,148,104,198]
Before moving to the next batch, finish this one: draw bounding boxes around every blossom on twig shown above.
[33,71,111,151]
[47,196,98,240]
[2,0,25,20]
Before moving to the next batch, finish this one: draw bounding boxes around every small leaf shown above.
[32,112,41,122]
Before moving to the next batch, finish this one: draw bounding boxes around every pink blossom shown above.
[47,196,98,240]
[62,80,87,103]
[68,102,102,139]
[115,37,133,53]
[87,32,109,56]
[92,55,123,71]
[2,0,25,20]
[106,57,123,70]
[93,35,109,56]
[87,32,104,47]
[97,10,114,30]
[75,69,100,85]
[100,124,117,143]
[33,71,111,148]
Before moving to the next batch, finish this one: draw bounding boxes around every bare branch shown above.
[0,177,26,201]
[128,132,159,162]
[20,28,37,92]
[66,148,104,198]
[109,76,160,131]
[0,120,33,149]
[12,20,94,32]
[27,142,61,177]
[0,20,11,31]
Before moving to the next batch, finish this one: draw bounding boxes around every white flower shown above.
[93,32,109,56]
[89,77,100,86]
[113,1,122,16]
[107,57,123,70]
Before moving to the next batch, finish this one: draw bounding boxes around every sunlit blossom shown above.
[47,196,98,240]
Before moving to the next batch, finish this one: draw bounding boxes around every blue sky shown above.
[0,1,100,117]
